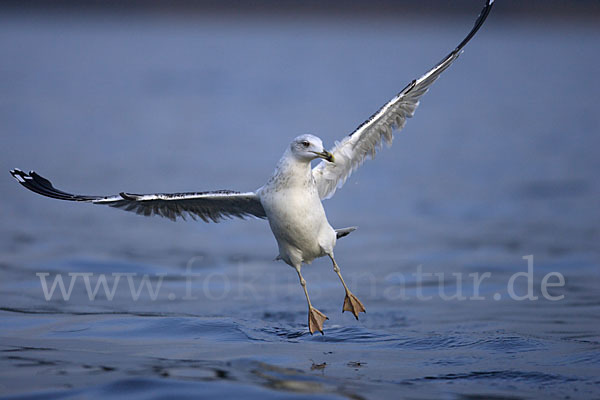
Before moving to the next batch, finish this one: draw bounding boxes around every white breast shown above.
[258,167,336,267]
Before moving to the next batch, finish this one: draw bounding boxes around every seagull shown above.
[10,1,493,334]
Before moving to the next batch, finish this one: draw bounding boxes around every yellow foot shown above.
[308,307,328,335]
[343,292,366,320]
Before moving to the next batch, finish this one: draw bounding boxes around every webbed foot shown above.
[343,292,366,320]
[308,307,328,335]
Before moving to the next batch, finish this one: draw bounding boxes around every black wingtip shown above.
[454,0,495,53]
[10,169,99,202]
[10,168,27,183]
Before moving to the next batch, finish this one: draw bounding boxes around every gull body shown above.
[9,1,494,334]
[256,135,361,333]
[258,135,336,267]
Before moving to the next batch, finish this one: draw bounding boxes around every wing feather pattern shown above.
[312,0,494,200]
[10,169,266,222]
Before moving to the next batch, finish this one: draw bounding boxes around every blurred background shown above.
[1,1,599,399]
[3,0,600,16]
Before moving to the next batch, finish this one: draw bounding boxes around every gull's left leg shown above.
[327,254,366,319]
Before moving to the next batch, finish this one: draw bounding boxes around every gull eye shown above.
[301,141,310,148]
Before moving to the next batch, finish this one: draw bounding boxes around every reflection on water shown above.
[1,4,599,400]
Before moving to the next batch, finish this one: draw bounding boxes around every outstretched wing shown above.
[10,169,266,222]
[312,0,494,200]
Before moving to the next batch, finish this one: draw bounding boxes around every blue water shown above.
[1,5,599,400]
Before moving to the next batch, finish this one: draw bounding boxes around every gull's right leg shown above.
[294,264,328,335]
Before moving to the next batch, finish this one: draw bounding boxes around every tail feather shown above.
[335,226,357,239]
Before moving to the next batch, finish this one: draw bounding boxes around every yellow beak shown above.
[313,150,335,163]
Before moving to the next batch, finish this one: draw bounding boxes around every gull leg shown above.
[328,254,366,319]
[294,265,328,335]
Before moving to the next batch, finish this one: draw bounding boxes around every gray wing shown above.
[312,0,494,200]
[10,169,266,222]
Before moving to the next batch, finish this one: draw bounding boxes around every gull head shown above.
[290,134,334,163]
